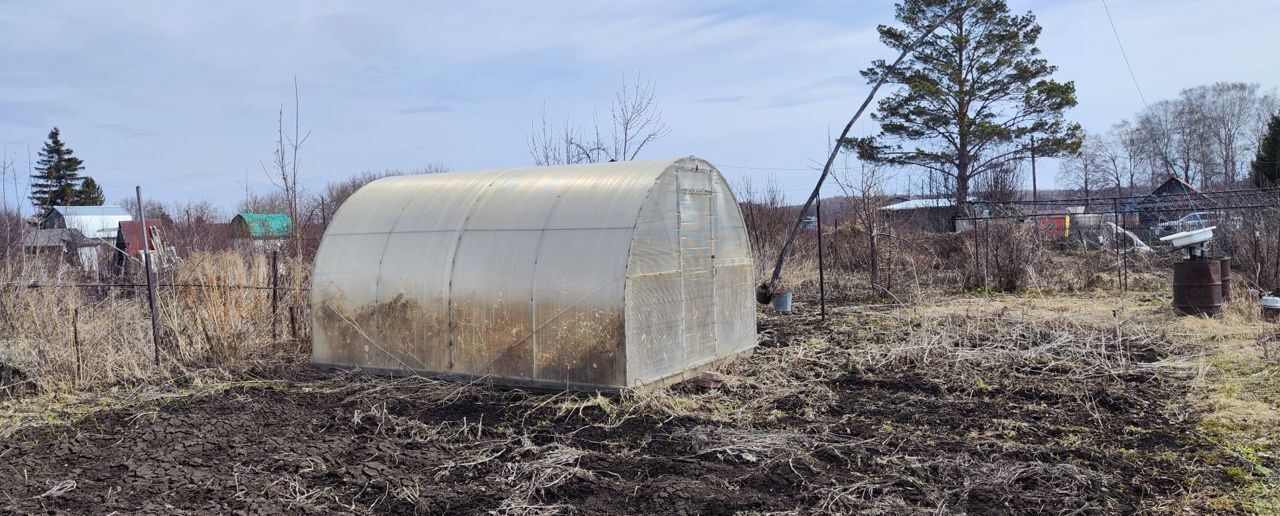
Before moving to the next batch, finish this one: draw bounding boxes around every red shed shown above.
[116,220,163,256]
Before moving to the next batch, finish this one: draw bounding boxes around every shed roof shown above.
[116,220,164,256]
[48,205,132,217]
[231,213,294,239]
[21,228,90,248]
[43,205,132,241]
[881,198,955,210]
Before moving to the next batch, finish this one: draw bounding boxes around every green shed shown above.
[230,213,294,239]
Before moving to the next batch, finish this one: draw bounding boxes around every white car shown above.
[1157,212,1214,233]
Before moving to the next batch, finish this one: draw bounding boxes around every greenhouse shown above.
[310,157,756,391]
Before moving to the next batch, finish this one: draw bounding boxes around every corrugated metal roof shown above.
[231,213,294,239]
[21,228,90,248]
[116,220,164,255]
[881,198,955,211]
[49,205,131,217]
[44,205,132,241]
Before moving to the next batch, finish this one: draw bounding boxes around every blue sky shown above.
[0,0,1277,212]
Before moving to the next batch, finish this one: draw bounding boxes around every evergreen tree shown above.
[76,176,106,205]
[847,0,1082,209]
[1251,113,1280,188]
[29,127,86,209]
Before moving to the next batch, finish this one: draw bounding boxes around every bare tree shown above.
[1122,83,1277,190]
[610,74,670,161]
[260,77,310,256]
[1058,134,1105,208]
[527,73,669,165]
[1095,121,1142,195]
[973,162,1026,203]
[732,176,793,277]
[832,158,892,294]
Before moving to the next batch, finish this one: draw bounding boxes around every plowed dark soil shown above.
[0,305,1239,515]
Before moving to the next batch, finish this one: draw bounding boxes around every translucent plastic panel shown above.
[624,271,684,385]
[714,263,756,357]
[323,178,428,235]
[310,233,390,368]
[710,173,753,267]
[544,163,666,230]
[449,230,541,379]
[389,170,507,233]
[533,228,632,388]
[465,172,571,231]
[628,170,679,275]
[371,231,457,373]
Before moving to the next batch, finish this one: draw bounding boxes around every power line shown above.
[1101,0,1148,109]
[717,164,819,172]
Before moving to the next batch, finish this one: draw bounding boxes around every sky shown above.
[0,0,1277,213]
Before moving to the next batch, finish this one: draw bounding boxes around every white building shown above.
[40,206,133,244]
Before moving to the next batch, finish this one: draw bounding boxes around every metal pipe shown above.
[760,1,972,302]
[136,186,161,367]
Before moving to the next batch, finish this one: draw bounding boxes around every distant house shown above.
[21,228,100,273]
[1126,176,1213,228]
[879,198,958,233]
[40,205,132,243]
[230,213,293,252]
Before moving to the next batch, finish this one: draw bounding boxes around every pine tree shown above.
[29,127,86,209]
[847,0,1082,209]
[76,176,105,205]
[1251,113,1280,188]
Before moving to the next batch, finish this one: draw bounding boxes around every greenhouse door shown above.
[679,167,716,362]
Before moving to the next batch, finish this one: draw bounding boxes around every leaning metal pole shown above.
[759,2,971,302]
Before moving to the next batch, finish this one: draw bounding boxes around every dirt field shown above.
[0,295,1272,514]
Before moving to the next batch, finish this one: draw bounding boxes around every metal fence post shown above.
[271,250,279,341]
[137,186,161,367]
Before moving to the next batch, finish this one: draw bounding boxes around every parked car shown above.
[1155,211,1241,234]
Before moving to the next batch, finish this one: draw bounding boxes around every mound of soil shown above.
[0,305,1238,515]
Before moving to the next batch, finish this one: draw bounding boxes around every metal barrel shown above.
[1173,260,1223,316]
[1218,257,1232,302]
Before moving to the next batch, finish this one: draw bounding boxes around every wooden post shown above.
[137,186,161,367]
[816,195,826,321]
[271,250,279,341]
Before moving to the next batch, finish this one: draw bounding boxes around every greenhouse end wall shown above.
[310,157,755,390]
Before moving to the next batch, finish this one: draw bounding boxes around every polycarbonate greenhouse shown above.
[310,157,756,391]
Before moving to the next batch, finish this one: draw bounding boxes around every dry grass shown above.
[0,251,309,395]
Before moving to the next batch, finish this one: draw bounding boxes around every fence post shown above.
[271,250,279,341]
[816,195,825,321]
[73,306,81,387]
[137,186,161,367]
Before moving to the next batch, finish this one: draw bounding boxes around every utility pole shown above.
[1030,135,1038,207]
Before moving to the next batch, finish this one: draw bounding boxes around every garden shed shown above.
[310,157,756,391]
[229,213,293,239]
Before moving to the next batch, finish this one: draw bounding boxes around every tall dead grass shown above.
[0,251,309,395]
